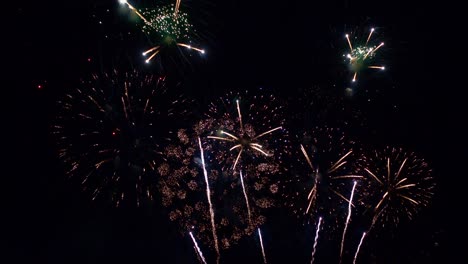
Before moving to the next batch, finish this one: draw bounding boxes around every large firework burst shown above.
[52,70,190,206]
[158,91,290,251]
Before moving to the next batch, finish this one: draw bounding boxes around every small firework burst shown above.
[202,90,291,172]
[358,146,435,228]
[283,127,363,235]
[344,27,385,83]
[118,0,204,63]
[52,70,190,206]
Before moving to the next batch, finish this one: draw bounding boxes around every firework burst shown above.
[200,90,291,220]
[202,90,291,172]
[283,127,363,235]
[119,0,204,63]
[159,90,290,250]
[52,70,190,206]
[158,128,267,251]
[358,146,435,228]
[344,27,385,83]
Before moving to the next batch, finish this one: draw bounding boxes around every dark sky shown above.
[8,0,462,263]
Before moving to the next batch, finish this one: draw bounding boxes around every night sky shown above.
[9,0,462,263]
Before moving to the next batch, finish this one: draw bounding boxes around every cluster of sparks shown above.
[118,0,204,63]
[345,28,385,82]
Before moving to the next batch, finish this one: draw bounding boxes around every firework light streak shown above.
[240,170,252,224]
[353,232,367,264]
[339,180,357,264]
[190,231,208,264]
[366,28,374,45]
[310,217,322,264]
[198,137,220,263]
[118,0,148,23]
[175,0,181,15]
[236,100,244,132]
[305,172,318,215]
[345,28,385,82]
[258,228,267,264]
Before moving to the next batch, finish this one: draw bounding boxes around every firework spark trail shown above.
[189,231,208,264]
[233,148,243,170]
[236,99,244,133]
[175,0,181,15]
[328,150,353,173]
[367,66,385,70]
[310,217,322,264]
[176,43,205,54]
[198,137,220,264]
[345,34,353,51]
[143,47,161,63]
[353,232,367,264]
[253,127,283,140]
[300,144,314,170]
[239,171,252,224]
[339,180,357,264]
[118,0,148,23]
[258,228,267,264]
[305,170,318,214]
[366,28,374,45]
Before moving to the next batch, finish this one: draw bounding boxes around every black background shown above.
[8,0,463,263]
